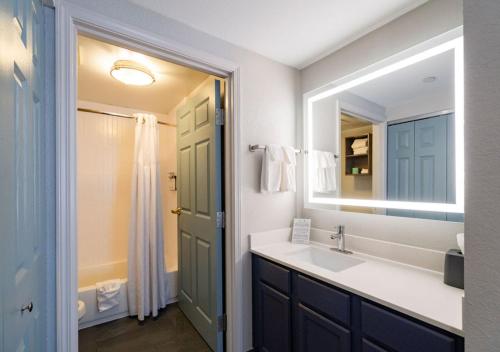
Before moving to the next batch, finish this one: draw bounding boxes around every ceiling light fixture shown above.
[110,60,155,86]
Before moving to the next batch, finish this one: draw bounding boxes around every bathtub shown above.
[78,263,178,330]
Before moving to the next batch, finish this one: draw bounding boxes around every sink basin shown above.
[287,246,364,272]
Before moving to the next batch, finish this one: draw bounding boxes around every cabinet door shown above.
[362,338,389,352]
[296,304,350,352]
[254,281,291,352]
[413,116,448,220]
[387,121,415,218]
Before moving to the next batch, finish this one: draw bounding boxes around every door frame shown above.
[54,2,242,351]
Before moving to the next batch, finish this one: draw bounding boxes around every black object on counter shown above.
[444,249,464,289]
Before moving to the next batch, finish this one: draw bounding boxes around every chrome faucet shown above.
[330,225,352,254]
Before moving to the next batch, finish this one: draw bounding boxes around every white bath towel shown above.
[260,144,284,193]
[96,280,121,312]
[281,146,297,192]
[312,150,337,193]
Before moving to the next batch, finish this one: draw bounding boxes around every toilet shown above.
[78,300,86,321]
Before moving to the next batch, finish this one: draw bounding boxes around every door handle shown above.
[21,302,33,313]
[171,207,182,215]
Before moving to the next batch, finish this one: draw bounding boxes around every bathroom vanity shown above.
[251,232,464,352]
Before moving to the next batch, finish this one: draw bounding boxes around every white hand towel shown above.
[324,152,337,192]
[351,138,368,149]
[312,150,337,193]
[281,146,297,192]
[260,144,283,193]
[96,279,121,312]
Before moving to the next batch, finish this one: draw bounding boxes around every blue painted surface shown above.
[414,116,448,220]
[253,255,464,352]
[387,114,462,221]
[0,1,55,350]
[387,121,415,218]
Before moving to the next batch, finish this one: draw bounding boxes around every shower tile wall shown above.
[77,101,177,287]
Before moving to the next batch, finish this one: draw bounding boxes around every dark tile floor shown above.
[79,303,211,352]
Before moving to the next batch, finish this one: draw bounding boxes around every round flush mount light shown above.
[422,76,437,83]
[110,60,155,86]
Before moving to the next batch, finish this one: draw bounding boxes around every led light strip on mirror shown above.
[304,34,464,214]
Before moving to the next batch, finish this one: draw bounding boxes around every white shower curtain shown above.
[128,113,167,321]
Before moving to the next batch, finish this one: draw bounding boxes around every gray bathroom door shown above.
[387,115,452,220]
[387,121,415,217]
[175,78,224,351]
[413,116,448,220]
[0,0,52,351]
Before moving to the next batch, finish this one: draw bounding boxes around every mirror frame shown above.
[303,29,464,214]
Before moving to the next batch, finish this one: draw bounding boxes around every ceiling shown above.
[78,35,209,114]
[129,0,427,68]
[349,49,454,109]
[341,113,373,130]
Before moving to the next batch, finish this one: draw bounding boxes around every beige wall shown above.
[77,100,177,287]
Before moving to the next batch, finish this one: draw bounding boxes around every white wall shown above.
[300,0,464,252]
[464,1,500,350]
[64,1,300,349]
[301,0,463,93]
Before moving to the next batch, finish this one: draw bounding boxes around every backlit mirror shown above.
[304,37,464,221]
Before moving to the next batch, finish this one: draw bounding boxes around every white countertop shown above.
[250,231,464,336]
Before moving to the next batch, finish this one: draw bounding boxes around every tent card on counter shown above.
[291,218,311,244]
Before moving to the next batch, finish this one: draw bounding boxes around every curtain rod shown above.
[78,108,176,127]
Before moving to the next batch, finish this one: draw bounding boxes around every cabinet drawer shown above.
[296,274,350,326]
[361,301,456,352]
[255,256,291,294]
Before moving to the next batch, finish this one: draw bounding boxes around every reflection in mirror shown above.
[306,38,463,221]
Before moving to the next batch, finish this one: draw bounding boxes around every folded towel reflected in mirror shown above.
[312,150,337,193]
[351,138,367,148]
[351,138,368,155]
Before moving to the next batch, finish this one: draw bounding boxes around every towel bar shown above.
[249,144,339,158]
[249,144,302,153]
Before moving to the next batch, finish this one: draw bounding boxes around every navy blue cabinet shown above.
[255,281,291,352]
[362,339,389,352]
[252,255,464,352]
[361,301,456,352]
[253,256,292,352]
[296,304,351,352]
